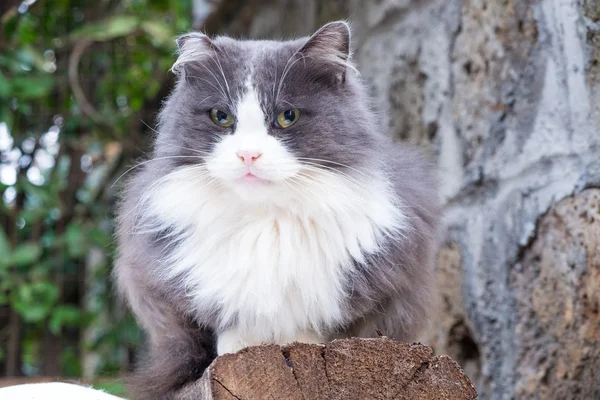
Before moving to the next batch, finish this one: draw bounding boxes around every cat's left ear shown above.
[300,21,354,84]
[171,31,217,76]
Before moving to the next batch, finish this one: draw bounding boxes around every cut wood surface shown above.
[173,337,477,400]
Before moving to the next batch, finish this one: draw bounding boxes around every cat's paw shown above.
[216,330,248,355]
[291,331,324,345]
[216,330,324,356]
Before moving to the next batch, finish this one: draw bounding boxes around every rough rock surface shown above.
[173,338,477,400]
[199,0,600,398]
[511,189,600,399]
[424,242,481,386]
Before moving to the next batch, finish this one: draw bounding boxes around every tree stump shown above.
[172,337,477,400]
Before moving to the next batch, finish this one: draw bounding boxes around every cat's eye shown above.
[210,109,234,128]
[275,108,300,128]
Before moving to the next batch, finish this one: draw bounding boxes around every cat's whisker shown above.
[275,52,296,104]
[280,178,313,205]
[111,156,208,188]
[272,62,278,100]
[120,175,176,225]
[289,174,372,210]
[296,163,366,189]
[159,147,213,157]
[141,119,160,136]
[196,95,220,107]
[296,162,361,181]
[294,166,364,187]
[276,52,304,103]
[292,175,364,202]
[151,139,216,156]
[280,99,298,109]
[296,157,370,178]
[122,165,211,225]
[199,63,229,100]
[286,175,336,207]
[186,93,220,108]
[206,131,227,142]
[205,61,230,101]
[187,74,228,100]
[210,53,232,103]
[276,51,305,103]
[130,174,217,235]
[294,170,364,195]
[294,170,372,200]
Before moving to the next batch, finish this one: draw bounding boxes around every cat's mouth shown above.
[239,172,271,184]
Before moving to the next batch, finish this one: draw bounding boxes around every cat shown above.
[114,21,439,399]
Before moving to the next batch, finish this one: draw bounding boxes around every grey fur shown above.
[114,21,439,399]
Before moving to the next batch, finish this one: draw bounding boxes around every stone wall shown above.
[200,1,600,398]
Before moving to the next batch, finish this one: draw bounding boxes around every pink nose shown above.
[237,150,262,168]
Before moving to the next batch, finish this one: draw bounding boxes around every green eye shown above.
[275,108,300,128]
[210,109,234,127]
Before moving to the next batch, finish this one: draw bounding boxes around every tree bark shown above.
[4,310,22,377]
[172,338,477,400]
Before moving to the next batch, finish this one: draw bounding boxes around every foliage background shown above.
[0,0,196,391]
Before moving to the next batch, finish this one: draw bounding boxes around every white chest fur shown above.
[139,165,406,346]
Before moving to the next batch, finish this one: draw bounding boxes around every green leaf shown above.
[1,14,18,44]
[0,229,10,265]
[89,226,109,247]
[140,21,176,48]
[0,108,14,131]
[69,16,140,42]
[0,292,8,305]
[49,305,81,335]
[10,243,42,267]
[12,281,59,322]
[18,179,59,207]
[0,277,12,292]
[60,346,82,377]
[0,72,11,98]
[11,76,54,99]
[64,223,86,258]
[16,46,47,71]
[15,15,37,45]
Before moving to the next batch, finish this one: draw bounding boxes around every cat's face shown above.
[156,22,378,203]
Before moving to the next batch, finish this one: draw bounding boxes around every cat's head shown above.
[155,21,381,204]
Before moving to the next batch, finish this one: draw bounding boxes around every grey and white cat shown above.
[114,21,439,399]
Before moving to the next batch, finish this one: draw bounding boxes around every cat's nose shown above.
[237,150,262,168]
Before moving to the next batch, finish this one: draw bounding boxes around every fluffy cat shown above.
[114,21,439,399]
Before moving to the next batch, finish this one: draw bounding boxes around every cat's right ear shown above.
[299,21,357,84]
[171,32,216,76]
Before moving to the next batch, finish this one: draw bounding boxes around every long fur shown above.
[114,21,439,399]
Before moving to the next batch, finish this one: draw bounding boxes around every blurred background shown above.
[0,0,598,399]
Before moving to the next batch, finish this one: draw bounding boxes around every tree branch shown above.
[68,39,109,127]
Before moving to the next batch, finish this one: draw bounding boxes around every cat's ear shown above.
[171,32,216,76]
[300,21,354,84]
